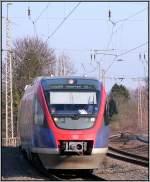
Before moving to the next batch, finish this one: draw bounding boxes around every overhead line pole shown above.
[5,14,8,143]
[5,3,14,146]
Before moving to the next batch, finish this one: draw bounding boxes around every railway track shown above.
[109,133,148,144]
[107,146,149,167]
[31,165,106,181]
[46,170,106,181]
[3,146,148,180]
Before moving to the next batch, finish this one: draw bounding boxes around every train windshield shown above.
[45,90,100,129]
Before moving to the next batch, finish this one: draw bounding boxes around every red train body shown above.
[18,76,110,170]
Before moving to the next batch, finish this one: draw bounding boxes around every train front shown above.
[34,77,110,170]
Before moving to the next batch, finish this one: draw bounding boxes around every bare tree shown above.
[13,37,56,94]
[11,37,56,121]
[55,53,76,76]
[13,36,56,78]
[2,36,77,138]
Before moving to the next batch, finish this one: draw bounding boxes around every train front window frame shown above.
[48,90,100,116]
[44,89,101,130]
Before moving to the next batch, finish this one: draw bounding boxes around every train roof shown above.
[24,76,103,93]
[33,76,101,83]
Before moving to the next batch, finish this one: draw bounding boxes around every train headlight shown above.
[54,117,58,121]
[68,79,74,84]
[54,117,65,123]
[90,117,95,122]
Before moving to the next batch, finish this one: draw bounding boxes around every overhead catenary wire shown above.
[111,7,147,38]
[46,4,50,38]
[104,76,146,81]
[81,62,100,73]
[87,24,115,75]
[47,48,116,53]
[46,2,81,42]
[105,41,148,72]
[87,14,116,75]
[105,7,147,39]
[93,6,148,72]
[115,7,147,24]
[34,3,50,24]
[4,3,51,35]
[4,3,148,74]
[89,8,117,76]
[28,3,51,37]
[27,6,38,37]
[105,7,147,51]
[32,21,38,36]
[4,16,146,22]
[102,7,147,56]
[115,42,148,58]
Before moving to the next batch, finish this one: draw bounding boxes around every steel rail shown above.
[108,146,148,160]
[107,146,148,167]
[136,136,149,144]
[109,134,148,144]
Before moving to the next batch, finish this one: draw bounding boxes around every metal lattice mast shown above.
[137,79,143,129]
[5,3,14,145]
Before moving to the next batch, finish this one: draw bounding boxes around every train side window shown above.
[34,97,44,125]
[104,102,110,125]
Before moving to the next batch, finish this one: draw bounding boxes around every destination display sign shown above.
[49,84,95,89]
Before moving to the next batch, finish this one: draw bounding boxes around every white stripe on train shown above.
[31,147,108,154]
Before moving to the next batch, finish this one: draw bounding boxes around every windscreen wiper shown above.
[52,113,96,117]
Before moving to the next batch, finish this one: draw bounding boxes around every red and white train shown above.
[18,76,111,170]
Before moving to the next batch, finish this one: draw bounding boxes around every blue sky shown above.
[2,2,148,91]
